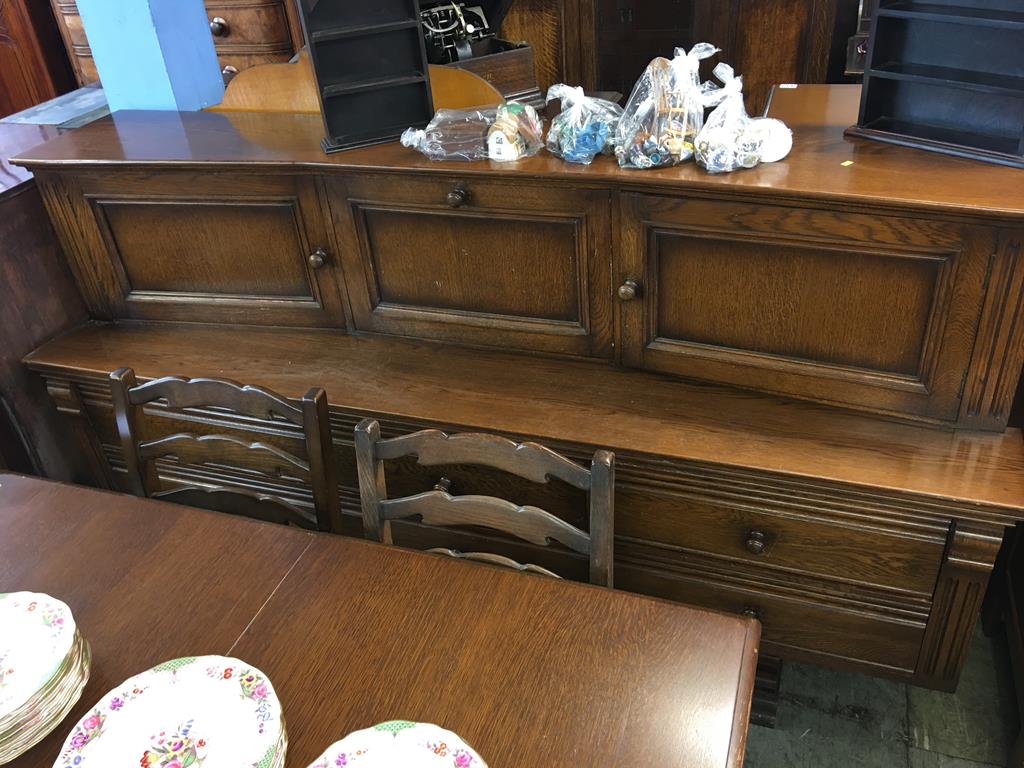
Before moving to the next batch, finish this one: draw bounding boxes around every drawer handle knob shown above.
[618,279,641,301]
[745,530,768,555]
[222,65,239,82]
[308,247,328,269]
[447,187,469,208]
[210,17,229,37]
[742,607,762,621]
[434,477,453,494]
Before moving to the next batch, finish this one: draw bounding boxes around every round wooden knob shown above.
[210,17,229,37]
[745,530,767,555]
[618,279,641,301]
[308,247,328,269]
[446,188,468,208]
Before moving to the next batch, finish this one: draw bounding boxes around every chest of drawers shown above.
[50,0,304,85]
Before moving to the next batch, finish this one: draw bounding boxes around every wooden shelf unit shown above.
[297,0,434,152]
[850,0,1024,168]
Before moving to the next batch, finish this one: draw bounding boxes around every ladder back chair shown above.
[110,367,339,532]
[354,419,614,587]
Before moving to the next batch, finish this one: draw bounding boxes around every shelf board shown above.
[877,2,1024,29]
[311,19,420,44]
[321,72,428,99]
[870,62,1024,96]
[860,115,1022,157]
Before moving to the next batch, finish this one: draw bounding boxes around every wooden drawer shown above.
[618,558,926,673]
[329,174,614,358]
[38,171,347,327]
[618,195,995,423]
[617,482,947,595]
[205,1,292,52]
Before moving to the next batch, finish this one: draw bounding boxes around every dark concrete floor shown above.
[745,624,1018,768]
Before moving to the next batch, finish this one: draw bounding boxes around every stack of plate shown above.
[307,721,488,767]
[54,655,285,768]
[0,592,91,763]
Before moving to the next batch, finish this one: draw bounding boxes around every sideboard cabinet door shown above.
[38,171,347,327]
[618,194,995,422]
[328,174,613,358]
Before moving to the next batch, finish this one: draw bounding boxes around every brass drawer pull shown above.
[446,187,469,208]
[308,247,328,269]
[433,477,453,494]
[745,530,768,555]
[210,17,230,37]
[618,278,641,301]
[222,65,239,82]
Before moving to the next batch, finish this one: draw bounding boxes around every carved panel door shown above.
[328,174,613,358]
[40,171,348,327]
[617,193,996,422]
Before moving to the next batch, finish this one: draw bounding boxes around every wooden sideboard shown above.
[50,0,304,85]
[12,88,1024,691]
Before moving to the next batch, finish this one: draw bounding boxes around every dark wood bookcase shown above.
[849,0,1024,168]
[297,0,435,152]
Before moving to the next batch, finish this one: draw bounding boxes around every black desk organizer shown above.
[847,0,1024,168]
[297,0,435,153]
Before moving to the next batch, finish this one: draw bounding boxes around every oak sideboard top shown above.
[24,322,1024,518]
[11,97,1024,222]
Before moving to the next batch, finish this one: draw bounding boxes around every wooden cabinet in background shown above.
[49,0,304,86]
[498,0,846,113]
[0,0,74,117]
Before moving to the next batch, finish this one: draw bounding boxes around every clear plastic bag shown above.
[487,102,545,162]
[695,63,793,174]
[401,107,498,161]
[545,84,624,165]
[615,43,719,169]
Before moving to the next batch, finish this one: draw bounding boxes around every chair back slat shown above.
[138,433,311,479]
[153,486,316,530]
[110,367,338,532]
[375,429,592,490]
[127,376,303,424]
[380,491,591,554]
[355,418,614,587]
[427,549,563,579]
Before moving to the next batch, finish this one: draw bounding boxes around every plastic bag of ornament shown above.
[401,103,543,162]
[401,107,497,161]
[487,102,545,162]
[695,62,793,174]
[615,43,719,170]
[545,84,623,165]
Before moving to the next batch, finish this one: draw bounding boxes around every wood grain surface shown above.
[11,106,1024,222]
[0,472,760,768]
[23,321,1024,513]
[0,472,313,768]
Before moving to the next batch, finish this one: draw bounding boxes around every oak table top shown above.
[0,473,761,768]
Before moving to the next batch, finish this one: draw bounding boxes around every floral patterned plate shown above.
[307,721,487,768]
[0,592,77,724]
[53,656,285,768]
[0,631,90,763]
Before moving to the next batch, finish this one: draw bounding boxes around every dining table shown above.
[0,472,761,767]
